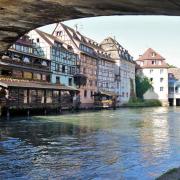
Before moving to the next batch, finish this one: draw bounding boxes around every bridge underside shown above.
[1,0,180,53]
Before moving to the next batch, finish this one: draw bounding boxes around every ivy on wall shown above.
[135,75,152,99]
[130,78,135,98]
[74,74,87,88]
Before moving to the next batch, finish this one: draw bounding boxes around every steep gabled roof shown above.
[137,48,165,61]
[35,29,53,46]
[35,29,75,53]
[55,23,105,51]
[100,37,134,62]
[53,23,115,62]
[36,29,67,46]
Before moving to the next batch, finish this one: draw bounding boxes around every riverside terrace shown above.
[0,77,78,117]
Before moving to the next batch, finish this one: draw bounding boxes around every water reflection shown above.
[0,107,180,179]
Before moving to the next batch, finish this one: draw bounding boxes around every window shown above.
[83,68,86,74]
[152,60,156,65]
[68,78,72,86]
[56,76,60,83]
[106,83,109,88]
[71,67,76,75]
[150,78,153,82]
[36,38,39,43]
[33,73,41,80]
[152,52,156,57]
[160,69,164,74]
[46,90,52,103]
[62,65,66,73]
[160,87,164,91]
[89,80,93,86]
[160,78,164,82]
[24,72,32,79]
[150,69,153,74]
[15,44,21,51]
[84,90,87,98]
[37,90,44,104]
[13,70,23,78]
[24,90,28,104]
[29,90,36,103]
[91,91,93,97]
[42,74,47,81]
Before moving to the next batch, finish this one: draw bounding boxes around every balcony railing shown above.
[1,56,50,71]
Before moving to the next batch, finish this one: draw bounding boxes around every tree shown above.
[74,74,87,88]
[130,78,135,98]
[135,75,152,99]
[167,63,177,68]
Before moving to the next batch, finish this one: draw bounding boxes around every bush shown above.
[124,98,162,107]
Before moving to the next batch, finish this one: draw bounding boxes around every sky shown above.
[39,15,180,67]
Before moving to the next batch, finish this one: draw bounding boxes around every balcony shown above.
[1,56,50,71]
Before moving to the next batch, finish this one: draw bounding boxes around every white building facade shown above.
[100,37,136,105]
[136,48,169,106]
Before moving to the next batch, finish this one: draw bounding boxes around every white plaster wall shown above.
[141,68,168,102]
[28,30,51,59]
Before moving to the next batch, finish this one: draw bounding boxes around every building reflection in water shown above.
[0,108,179,179]
[139,107,170,176]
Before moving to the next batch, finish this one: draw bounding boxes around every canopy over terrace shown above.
[1,0,180,54]
[0,77,78,111]
[0,78,78,91]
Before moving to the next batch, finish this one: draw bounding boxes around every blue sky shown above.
[39,16,180,67]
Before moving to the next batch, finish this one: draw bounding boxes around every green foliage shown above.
[130,78,135,98]
[135,75,152,99]
[124,98,162,107]
[74,74,87,88]
[167,63,177,68]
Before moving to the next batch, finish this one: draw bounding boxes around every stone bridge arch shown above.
[1,0,180,54]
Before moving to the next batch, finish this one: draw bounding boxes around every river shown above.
[0,107,180,179]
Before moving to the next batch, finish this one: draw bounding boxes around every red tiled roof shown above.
[137,48,165,61]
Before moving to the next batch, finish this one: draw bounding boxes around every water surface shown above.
[0,107,180,179]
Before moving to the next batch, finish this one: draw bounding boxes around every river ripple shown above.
[0,107,180,179]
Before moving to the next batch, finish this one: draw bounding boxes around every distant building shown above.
[136,48,169,106]
[168,68,180,106]
[52,23,116,108]
[100,37,136,105]
[28,29,78,88]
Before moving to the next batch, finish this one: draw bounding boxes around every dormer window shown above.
[56,31,62,36]
[152,52,156,57]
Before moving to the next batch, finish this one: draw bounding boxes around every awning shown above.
[94,90,118,97]
[0,78,79,91]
